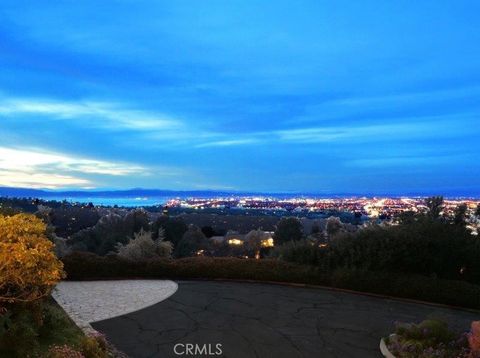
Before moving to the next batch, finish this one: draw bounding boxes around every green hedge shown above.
[62,252,480,310]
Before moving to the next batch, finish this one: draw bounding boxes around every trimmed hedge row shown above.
[62,252,480,310]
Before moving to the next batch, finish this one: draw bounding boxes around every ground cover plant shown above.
[384,319,480,358]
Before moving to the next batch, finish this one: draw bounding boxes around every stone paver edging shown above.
[52,280,178,334]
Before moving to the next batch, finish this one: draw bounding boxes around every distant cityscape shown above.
[167,196,480,219]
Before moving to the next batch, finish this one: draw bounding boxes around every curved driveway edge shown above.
[92,280,479,358]
[52,280,178,333]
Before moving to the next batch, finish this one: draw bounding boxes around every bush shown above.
[272,240,328,268]
[385,319,471,358]
[79,333,108,358]
[0,304,40,356]
[0,214,65,304]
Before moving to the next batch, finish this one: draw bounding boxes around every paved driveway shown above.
[92,281,479,358]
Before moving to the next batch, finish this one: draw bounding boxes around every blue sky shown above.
[1,1,479,194]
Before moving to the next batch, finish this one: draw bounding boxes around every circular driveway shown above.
[92,281,479,358]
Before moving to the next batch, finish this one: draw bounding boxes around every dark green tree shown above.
[175,225,208,258]
[152,216,188,246]
[453,203,468,226]
[123,209,150,234]
[273,217,303,245]
[424,196,444,220]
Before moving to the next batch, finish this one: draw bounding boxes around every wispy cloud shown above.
[0,146,147,188]
[0,98,181,131]
[0,171,91,189]
[275,118,469,143]
[195,138,257,148]
[347,154,466,168]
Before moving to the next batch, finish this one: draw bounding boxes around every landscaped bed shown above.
[62,252,480,310]
[381,319,480,358]
[0,298,110,358]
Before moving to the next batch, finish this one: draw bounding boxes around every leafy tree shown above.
[70,211,150,256]
[273,217,303,245]
[151,216,188,246]
[424,196,444,220]
[326,216,344,239]
[475,204,480,218]
[116,228,172,261]
[123,209,150,234]
[245,229,270,258]
[396,210,417,225]
[50,205,100,237]
[175,225,208,258]
[453,204,468,226]
[0,214,65,303]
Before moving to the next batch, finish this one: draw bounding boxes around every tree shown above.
[424,196,444,220]
[475,204,480,218]
[116,228,172,261]
[123,209,150,234]
[50,205,100,237]
[396,210,417,225]
[453,203,468,226]
[273,217,303,245]
[0,214,65,303]
[175,225,208,258]
[326,216,344,239]
[245,229,270,259]
[152,216,188,246]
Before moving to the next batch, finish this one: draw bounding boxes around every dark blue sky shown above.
[1,1,479,194]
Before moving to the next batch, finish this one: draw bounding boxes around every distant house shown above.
[225,230,245,245]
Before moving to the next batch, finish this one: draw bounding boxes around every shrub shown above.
[0,304,40,356]
[79,333,108,358]
[272,240,328,268]
[0,214,65,303]
[0,299,94,357]
[468,321,480,357]
[386,319,471,358]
